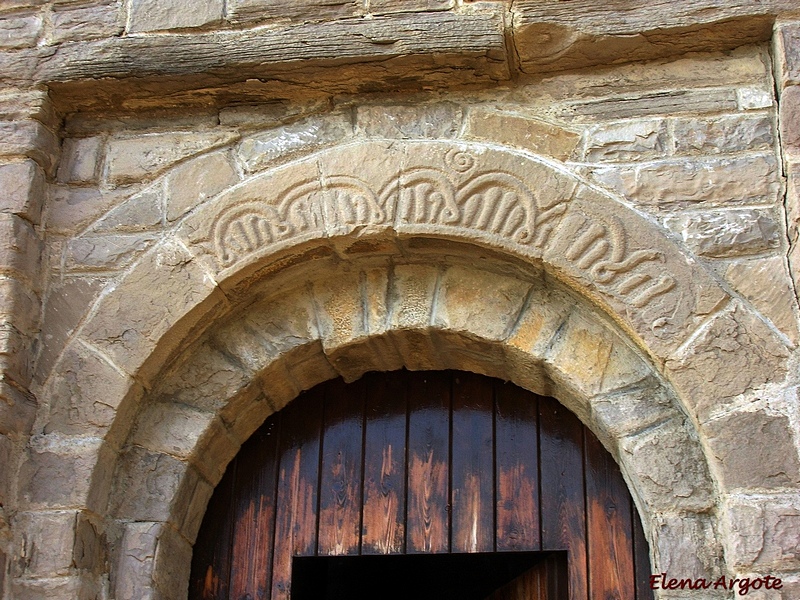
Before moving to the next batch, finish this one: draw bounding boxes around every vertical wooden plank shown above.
[271,387,324,600]
[539,396,588,600]
[406,370,450,553]
[585,430,635,600]
[227,415,280,600]
[318,377,365,556]
[190,458,236,600]
[495,381,540,552]
[632,505,655,600]
[451,371,494,553]
[361,370,407,555]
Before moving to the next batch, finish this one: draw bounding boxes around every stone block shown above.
[704,410,800,490]
[81,239,227,382]
[227,0,363,24]
[90,185,164,233]
[725,256,799,344]
[10,574,102,600]
[57,136,103,184]
[590,154,780,209]
[165,150,239,222]
[0,433,12,504]
[0,212,40,283]
[672,114,774,155]
[112,521,160,600]
[558,89,738,121]
[737,87,774,110]
[0,276,39,335]
[50,0,123,44]
[777,21,800,86]
[237,112,353,173]
[583,119,668,162]
[0,119,60,175]
[180,475,213,542]
[653,513,724,581]
[65,233,159,271]
[34,276,105,385]
[357,102,462,139]
[370,0,452,13]
[465,108,580,160]
[664,208,780,258]
[0,379,36,437]
[127,0,223,32]
[590,380,679,441]
[18,434,114,511]
[152,520,192,599]
[780,84,800,156]
[131,401,216,461]
[0,322,34,384]
[45,185,129,236]
[0,12,41,49]
[620,418,714,512]
[546,308,650,399]
[13,511,77,578]
[725,497,800,570]
[104,131,236,186]
[218,100,328,129]
[0,159,45,224]
[191,417,240,486]
[665,303,790,423]
[42,341,136,440]
[153,340,253,414]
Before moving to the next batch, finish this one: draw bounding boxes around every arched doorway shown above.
[189,371,653,600]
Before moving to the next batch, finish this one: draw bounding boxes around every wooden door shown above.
[190,370,653,600]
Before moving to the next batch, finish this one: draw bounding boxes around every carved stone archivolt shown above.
[181,140,727,359]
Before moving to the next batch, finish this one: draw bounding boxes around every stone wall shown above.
[2,2,800,599]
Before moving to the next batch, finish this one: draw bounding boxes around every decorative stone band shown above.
[182,140,725,360]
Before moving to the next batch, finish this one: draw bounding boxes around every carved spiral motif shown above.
[445,149,475,173]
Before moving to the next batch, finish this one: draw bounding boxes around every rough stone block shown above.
[672,114,774,155]
[546,308,650,399]
[18,434,114,511]
[664,208,780,258]
[590,154,780,209]
[465,108,580,160]
[237,112,352,173]
[780,84,800,156]
[737,86,773,110]
[0,159,45,224]
[66,233,159,271]
[10,574,102,600]
[0,12,41,49]
[777,21,800,86]
[45,185,129,236]
[665,303,790,423]
[90,185,164,233]
[705,410,800,490]
[370,0,452,13]
[42,341,136,440]
[165,150,239,222]
[0,276,39,335]
[0,212,40,283]
[0,433,12,505]
[218,100,327,129]
[13,511,77,578]
[227,0,363,24]
[590,380,677,440]
[0,322,34,384]
[104,131,236,186]
[0,379,36,437]
[112,521,160,600]
[620,418,714,512]
[725,256,799,344]
[180,475,213,542]
[57,136,103,184]
[0,119,60,176]
[152,519,192,599]
[583,119,668,162]
[725,497,800,570]
[653,513,724,581]
[558,89,738,121]
[50,0,124,44]
[34,276,105,385]
[81,239,227,381]
[131,401,216,461]
[127,0,223,32]
[357,103,462,139]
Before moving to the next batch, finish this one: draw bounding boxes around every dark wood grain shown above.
[361,370,408,555]
[451,371,494,553]
[228,417,280,600]
[585,430,635,600]
[539,395,588,600]
[495,381,540,552]
[270,387,324,600]
[318,377,365,556]
[406,371,451,554]
[632,504,655,600]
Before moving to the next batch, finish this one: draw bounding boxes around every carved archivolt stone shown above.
[181,140,727,359]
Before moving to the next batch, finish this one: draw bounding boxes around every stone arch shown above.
[31,138,792,597]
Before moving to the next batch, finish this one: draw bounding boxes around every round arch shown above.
[32,139,791,597]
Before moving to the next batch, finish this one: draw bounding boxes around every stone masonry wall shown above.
[2,2,800,599]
